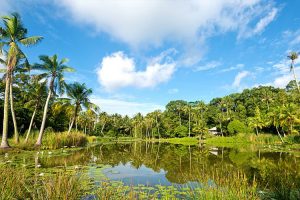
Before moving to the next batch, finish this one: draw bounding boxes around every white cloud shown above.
[220,63,244,72]
[97,51,176,91]
[91,95,164,116]
[195,61,221,71]
[253,8,277,34]
[53,0,278,48]
[232,71,250,88]
[238,7,278,39]
[168,88,179,94]
[270,58,300,88]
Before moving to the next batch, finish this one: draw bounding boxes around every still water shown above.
[1,142,299,192]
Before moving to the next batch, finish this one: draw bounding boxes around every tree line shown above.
[1,13,300,148]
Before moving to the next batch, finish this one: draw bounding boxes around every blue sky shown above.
[1,0,300,115]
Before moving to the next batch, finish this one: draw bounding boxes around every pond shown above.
[1,142,300,198]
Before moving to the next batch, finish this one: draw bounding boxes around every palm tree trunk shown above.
[68,119,74,134]
[68,104,79,134]
[188,108,191,137]
[10,79,19,143]
[179,112,181,126]
[220,121,223,137]
[276,126,284,143]
[25,106,37,143]
[101,122,106,136]
[292,62,300,93]
[255,127,259,135]
[36,90,52,146]
[1,70,11,148]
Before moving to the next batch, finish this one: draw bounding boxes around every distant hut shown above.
[208,127,221,136]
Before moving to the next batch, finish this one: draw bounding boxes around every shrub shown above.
[227,120,249,136]
[173,125,188,137]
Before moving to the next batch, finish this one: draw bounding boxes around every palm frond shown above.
[19,36,43,46]
[60,65,75,72]
[59,58,69,65]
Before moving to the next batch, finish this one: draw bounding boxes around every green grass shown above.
[0,166,85,200]
[43,131,88,149]
[154,137,199,145]
[5,131,88,150]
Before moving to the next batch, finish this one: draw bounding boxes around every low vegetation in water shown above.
[0,166,260,200]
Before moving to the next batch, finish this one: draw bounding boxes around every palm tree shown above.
[0,53,29,143]
[32,55,74,146]
[261,88,273,111]
[66,82,94,134]
[267,107,284,143]
[0,13,42,148]
[279,103,300,135]
[153,110,162,139]
[183,103,192,137]
[24,77,47,143]
[247,106,264,135]
[287,52,300,93]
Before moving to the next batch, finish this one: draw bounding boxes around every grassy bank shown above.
[205,133,300,148]
[6,131,89,150]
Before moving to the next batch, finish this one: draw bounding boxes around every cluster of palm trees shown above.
[0,13,95,148]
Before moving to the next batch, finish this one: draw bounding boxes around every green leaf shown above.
[19,36,43,46]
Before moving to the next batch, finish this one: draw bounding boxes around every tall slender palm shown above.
[268,107,284,143]
[261,88,273,111]
[66,82,93,134]
[287,52,300,93]
[24,77,47,143]
[0,13,42,148]
[32,55,74,146]
[153,110,162,139]
[0,52,30,143]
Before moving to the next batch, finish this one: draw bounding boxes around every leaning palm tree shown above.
[24,77,47,143]
[0,13,42,148]
[66,82,94,134]
[287,52,300,93]
[33,55,74,146]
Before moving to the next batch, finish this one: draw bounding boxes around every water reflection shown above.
[1,142,299,189]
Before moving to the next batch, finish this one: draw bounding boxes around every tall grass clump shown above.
[43,131,88,149]
[0,166,85,200]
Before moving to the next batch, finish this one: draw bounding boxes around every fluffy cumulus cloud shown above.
[53,0,278,48]
[271,58,300,88]
[91,96,164,116]
[97,51,176,91]
[232,71,250,88]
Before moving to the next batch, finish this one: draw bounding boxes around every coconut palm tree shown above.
[279,103,300,135]
[0,13,42,148]
[287,52,300,93]
[32,55,74,146]
[153,110,162,139]
[66,82,94,134]
[24,77,47,143]
[0,52,30,143]
[267,106,284,143]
